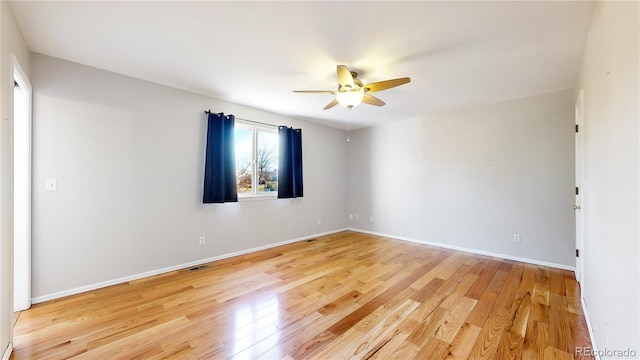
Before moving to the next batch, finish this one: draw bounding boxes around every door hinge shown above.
[575,124,579,133]
[575,187,579,195]
[576,249,580,257]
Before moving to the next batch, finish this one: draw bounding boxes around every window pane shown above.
[235,126,253,194]
[257,130,278,193]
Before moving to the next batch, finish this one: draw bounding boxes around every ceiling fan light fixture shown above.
[336,86,365,109]
[293,65,410,110]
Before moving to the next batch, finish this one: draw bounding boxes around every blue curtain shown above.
[203,112,238,203]
[278,126,303,198]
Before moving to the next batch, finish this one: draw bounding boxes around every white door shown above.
[13,57,32,311]
[574,90,584,284]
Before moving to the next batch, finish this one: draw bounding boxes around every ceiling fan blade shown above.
[323,99,339,110]
[364,77,411,93]
[362,94,386,107]
[337,65,355,87]
[293,90,335,94]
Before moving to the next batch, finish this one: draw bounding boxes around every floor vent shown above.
[306,238,317,242]
[188,264,209,272]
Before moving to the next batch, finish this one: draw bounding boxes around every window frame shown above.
[234,120,279,200]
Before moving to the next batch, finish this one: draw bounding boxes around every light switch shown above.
[45,178,57,191]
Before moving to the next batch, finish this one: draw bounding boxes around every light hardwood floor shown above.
[11,231,591,359]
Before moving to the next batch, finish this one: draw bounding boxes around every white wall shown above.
[0,1,30,357]
[576,0,639,355]
[348,89,576,267]
[30,53,348,300]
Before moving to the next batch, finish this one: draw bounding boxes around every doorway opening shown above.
[13,56,32,312]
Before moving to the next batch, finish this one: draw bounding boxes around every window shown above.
[235,122,279,197]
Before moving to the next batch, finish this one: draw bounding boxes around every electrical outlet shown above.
[513,234,521,243]
[369,216,374,222]
[45,178,58,191]
[355,214,359,220]
[349,214,353,220]
[318,218,322,225]
[199,236,205,246]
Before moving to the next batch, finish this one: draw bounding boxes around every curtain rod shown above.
[204,110,278,129]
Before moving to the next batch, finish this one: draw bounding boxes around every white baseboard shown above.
[581,296,601,360]
[32,227,574,303]
[32,228,349,304]
[349,228,576,271]
[2,342,13,360]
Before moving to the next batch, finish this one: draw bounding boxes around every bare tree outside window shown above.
[234,124,278,196]
[237,161,252,193]
[257,130,278,193]
[235,126,253,194]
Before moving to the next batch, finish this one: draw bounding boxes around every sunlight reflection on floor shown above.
[232,295,282,359]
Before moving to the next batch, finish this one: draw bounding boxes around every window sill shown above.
[238,194,278,202]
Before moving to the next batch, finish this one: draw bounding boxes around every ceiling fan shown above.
[294,65,411,110]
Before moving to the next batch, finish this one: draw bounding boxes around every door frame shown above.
[574,89,584,284]
[12,54,32,312]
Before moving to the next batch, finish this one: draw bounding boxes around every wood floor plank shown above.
[438,273,478,310]
[11,231,592,360]
[564,278,582,315]
[495,291,531,359]
[415,336,449,359]
[435,296,477,344]
[465,266,508,328]
[532,282,550,306]
[466,259,501,300]
[311,305,393,360]
[386,341,421,360]
[408,306,451,346]
[364,289,448,359]
[468,264,523,359]
[326,260,446,337]
[549,269,566,296]
[257,305,357,360]
[444,322,482,360]
[344,299,420,359]
[548,292,573,354]
[523,320,549,360]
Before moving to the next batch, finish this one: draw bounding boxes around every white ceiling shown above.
[10,1,595,129]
